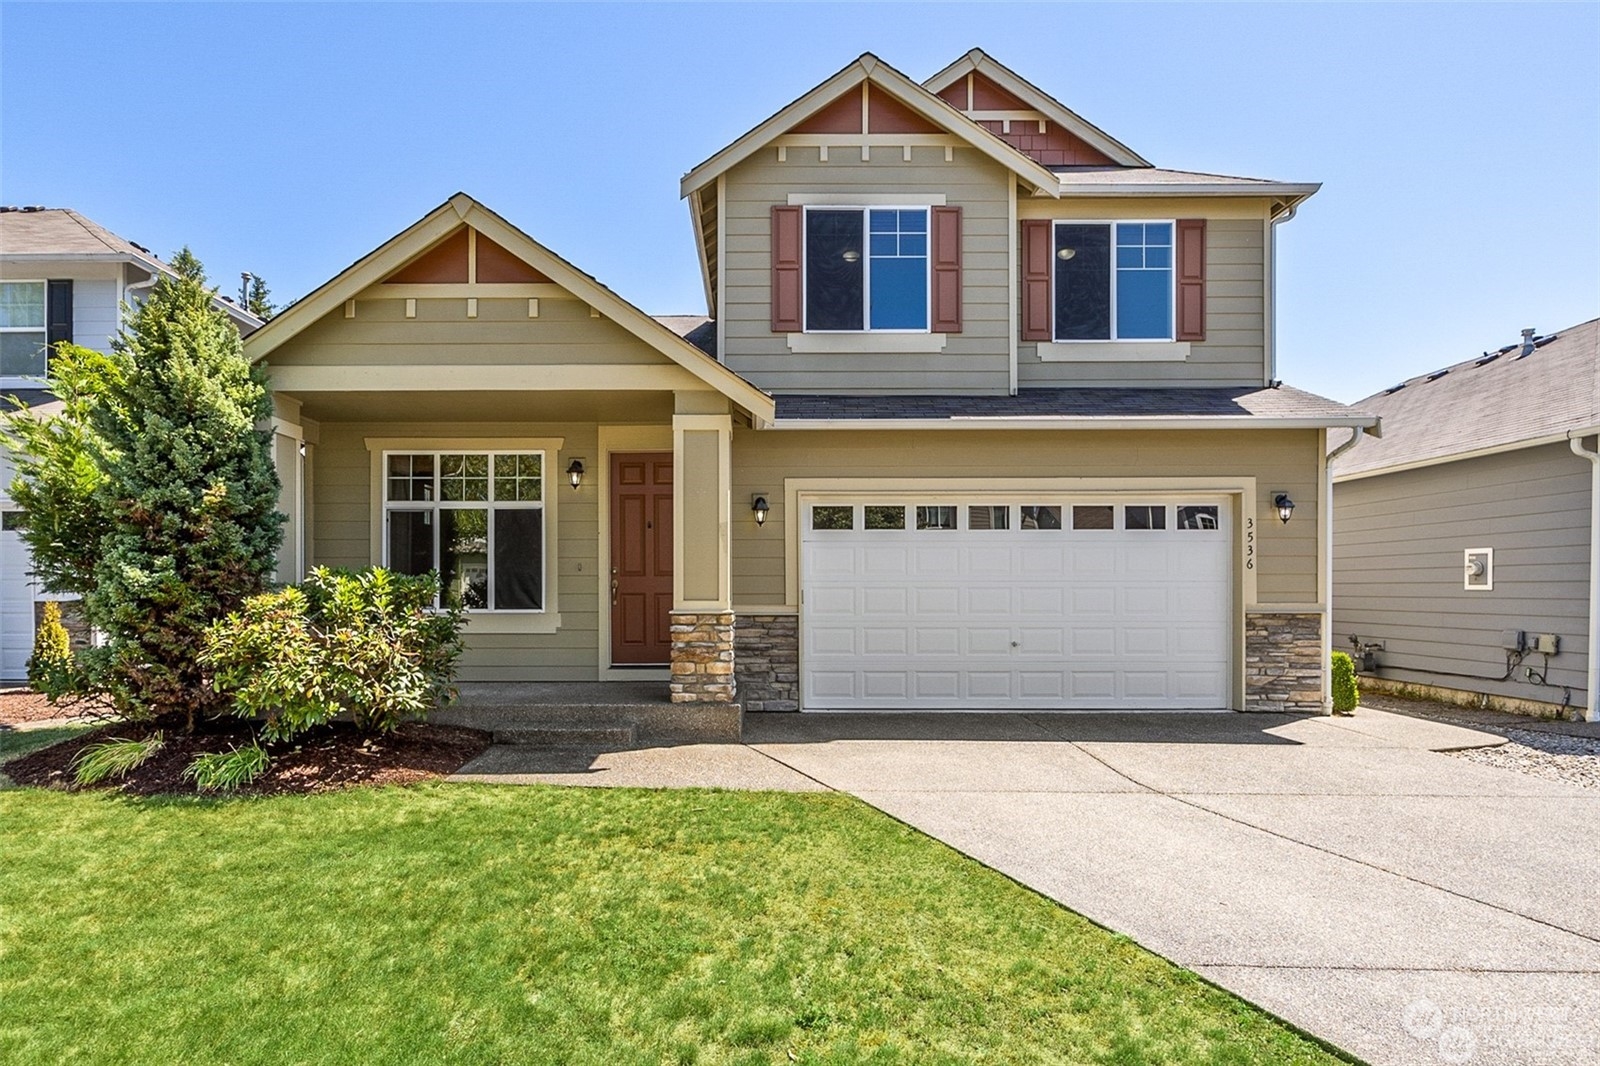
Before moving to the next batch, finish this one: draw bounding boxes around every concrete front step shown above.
[494,724,638,748]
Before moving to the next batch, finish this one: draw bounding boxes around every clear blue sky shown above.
[2,2,1595,403]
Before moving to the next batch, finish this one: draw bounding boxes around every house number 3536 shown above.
[1245,516,1255,570]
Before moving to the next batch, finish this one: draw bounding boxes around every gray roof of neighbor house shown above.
[0,206,263,333]
[654,315,716,358]
[0,206,168,265]
[1332,317,1600,478]
[775,384,1374,427]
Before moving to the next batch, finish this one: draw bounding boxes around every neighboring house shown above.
[1332,318,1600,720]
[243,49,1375,714]
[0,207,261,680]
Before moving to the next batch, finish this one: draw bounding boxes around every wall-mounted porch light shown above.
[751,494,770,527]
[566,459,585,490]
[1273,492,1295,524]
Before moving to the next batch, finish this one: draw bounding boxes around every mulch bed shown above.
[5,716,491,797]
[0,689,100,726]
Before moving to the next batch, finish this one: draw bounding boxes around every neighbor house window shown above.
[805,208,929,331]
[0,281,47,378]
[383,451,544,611]
[1054,222,1174,341]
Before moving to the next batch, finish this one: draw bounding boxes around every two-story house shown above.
[0,207,261,680]
[241,51,1376,716]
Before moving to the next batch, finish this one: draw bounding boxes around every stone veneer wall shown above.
[669,611,736,703]
[1245,612,1325,713]
[734,614,799,712]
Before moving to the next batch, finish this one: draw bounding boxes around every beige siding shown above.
[311,420,603,682]
[1018,212,1268,387]
[730,427,1321,604]
[268,295,671,367]
[1334,443,1592,705]
[721,145,1013,394]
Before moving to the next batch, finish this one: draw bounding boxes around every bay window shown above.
[1054,221,1175,341]
[805,207,929,331]
[383,451,545,611]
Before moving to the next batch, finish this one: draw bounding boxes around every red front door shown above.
[610,453,673,665]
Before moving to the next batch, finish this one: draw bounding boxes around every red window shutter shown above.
[1176,218,1206,342]
[930,206,962,333]
[1020,219,1052,341]
[770,205,803,332]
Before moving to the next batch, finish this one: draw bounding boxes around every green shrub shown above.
[71,733,164,786]
[1330,651,1359,715]
[26,600,75,694]
[183,744,269,793]
[201,567,466,741]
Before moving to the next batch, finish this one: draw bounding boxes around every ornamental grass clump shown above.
[183,744,270,793]
[202,567,466,744]
[71,733,164,786]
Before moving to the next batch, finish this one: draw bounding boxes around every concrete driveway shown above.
[741,709,1600,1066]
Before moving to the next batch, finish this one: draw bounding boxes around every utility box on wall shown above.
[1464,548,1493,590]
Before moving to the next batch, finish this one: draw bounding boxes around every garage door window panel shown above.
[968,505,1010,530]
[1124,505,1167,530]
[1020,506,1062,530]
[811,505,854,531]
[1071,505,1115,531]
[864,505,905,531]
[916,506,957,531]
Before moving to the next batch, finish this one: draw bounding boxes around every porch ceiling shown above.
[289,389,676,424]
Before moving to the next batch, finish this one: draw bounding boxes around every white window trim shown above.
[801,204,932,335]
[1051,219,1177,344]
[380,449,548,615]
[0,278,48,388]
[801,498,1227,535]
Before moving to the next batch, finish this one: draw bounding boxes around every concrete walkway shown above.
[453,709,1600,1065]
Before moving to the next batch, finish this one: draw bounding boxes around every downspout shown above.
[1569,429,1600,722]
[1266,202,1299,386]
[1324,424,1369,712]
[123,263,160,306]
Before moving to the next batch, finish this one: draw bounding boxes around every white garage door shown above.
[800,498,1232,710]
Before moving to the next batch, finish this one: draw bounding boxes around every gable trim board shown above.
[679,54,1063,203]
[1333,433,1577,483]
[921,49,1150,168]
[243,194,774,422]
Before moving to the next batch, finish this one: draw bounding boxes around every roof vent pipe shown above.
[1521,328,1537,357]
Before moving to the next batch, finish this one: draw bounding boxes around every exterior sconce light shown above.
[1273,492,1295,524]
[566,459,585,490]
[751,494,770,527]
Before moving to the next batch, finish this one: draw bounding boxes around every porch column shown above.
[269,405,306,585]
[670,392,734,703]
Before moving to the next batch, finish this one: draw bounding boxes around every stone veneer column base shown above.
[1245,612,1325,713]
[734,614,799,712]
[669,611,736,704]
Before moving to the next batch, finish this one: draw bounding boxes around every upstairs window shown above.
[1054,221,1174,341]
[805,207,929,332]
[0,281,47,378]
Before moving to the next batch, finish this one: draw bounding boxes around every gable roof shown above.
[921,49,1150,168]
[1333,317,1600,479]
[243,194,774,420]
[678,53,1063,201]
[0,207,263,332]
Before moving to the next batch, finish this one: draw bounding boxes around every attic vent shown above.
[1425,370,1449,382]
[1474,352,1500,367]
[1382,383,1407,395]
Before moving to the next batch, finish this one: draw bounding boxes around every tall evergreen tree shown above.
[246,275,275,320]
[3,264,283,727]
[168,246,206,284]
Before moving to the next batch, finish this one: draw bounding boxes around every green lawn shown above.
[0,781,1346,1065]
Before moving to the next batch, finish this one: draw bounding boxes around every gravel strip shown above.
[1362,694,1600,790]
